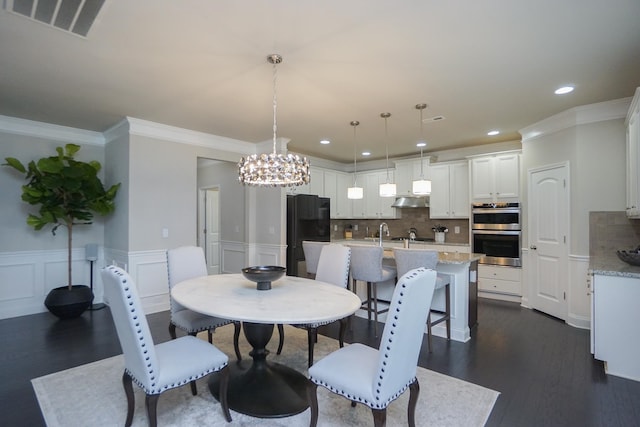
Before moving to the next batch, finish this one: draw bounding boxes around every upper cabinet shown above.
[470,152,521,202]
[323,169,352,219]
[363,170,397,218]
[429,161,469,219]
[394,157,431,196]
[626,88,640,218]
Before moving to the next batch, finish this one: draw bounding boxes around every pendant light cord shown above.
[351,121,359,185]
[272,57,278,155]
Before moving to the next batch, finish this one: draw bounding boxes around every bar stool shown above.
[393,247,451,351]
[348,245,397,337]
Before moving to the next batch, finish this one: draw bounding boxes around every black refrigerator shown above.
[286,194,331,276]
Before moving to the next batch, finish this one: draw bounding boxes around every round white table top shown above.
[171,273,362,324]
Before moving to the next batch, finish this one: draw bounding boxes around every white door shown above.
[199,188,221,275]
[528,163,569,320]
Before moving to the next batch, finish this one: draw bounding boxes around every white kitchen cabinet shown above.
[625,88,640,218]
[308,166,324,196]
[394,157,431,196]
[429,161,469,219]
[323,170,352,219]
[363,170,397,218]
[470,152,520,202]
[478,265,521,300]
[591,273,640,381]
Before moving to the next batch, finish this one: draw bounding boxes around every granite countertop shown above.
[590,254,640,279]
[380,249,483,265]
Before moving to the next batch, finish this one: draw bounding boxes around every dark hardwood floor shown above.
[1,298,639,426]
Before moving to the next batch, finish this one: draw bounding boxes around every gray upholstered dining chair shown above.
[348,244,397,337]
[302,240,329,278]
[290,243,351,367]
[166,246,242,361]
[101,265,232,427]
[393,247,451,351]
[307,267,438,427]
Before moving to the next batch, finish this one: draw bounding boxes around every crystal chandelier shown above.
[238,54,310,187]
[412,103,432,195]
[347,120,363,199]
[379,112,396,197]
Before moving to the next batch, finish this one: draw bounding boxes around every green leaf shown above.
[38,157,64,174]
[3,157,26,173]
[64,144,81,157]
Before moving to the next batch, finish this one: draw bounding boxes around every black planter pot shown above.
[44,285,93,319]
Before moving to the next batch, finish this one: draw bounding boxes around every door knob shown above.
[530,245,537,250]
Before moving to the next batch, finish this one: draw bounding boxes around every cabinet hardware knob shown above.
[530,245,537,250]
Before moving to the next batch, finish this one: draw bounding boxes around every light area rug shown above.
[32,325,499,427]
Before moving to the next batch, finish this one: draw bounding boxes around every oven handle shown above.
[472,229,521,236]
[472,208,521,214]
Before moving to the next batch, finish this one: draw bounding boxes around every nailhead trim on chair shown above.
[310,269,422,410]
[109,266,227,395]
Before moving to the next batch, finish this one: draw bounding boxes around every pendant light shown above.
[238,54,310,187]
[347,120,363,199]
[412,103,432,195]
[379,112,397,197]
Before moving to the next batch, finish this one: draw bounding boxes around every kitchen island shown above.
[333,239,482,343]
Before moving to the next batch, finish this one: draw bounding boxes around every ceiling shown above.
[1,1,639,164]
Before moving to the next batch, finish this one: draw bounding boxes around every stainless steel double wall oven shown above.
[471,202,521,267]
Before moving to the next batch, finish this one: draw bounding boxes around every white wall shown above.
[520,98,630,328]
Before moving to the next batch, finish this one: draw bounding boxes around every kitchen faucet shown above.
[379,222,390,247]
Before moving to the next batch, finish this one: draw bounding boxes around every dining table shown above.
[171,273,361,418]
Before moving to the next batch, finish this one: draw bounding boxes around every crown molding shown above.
[123,117,256,155]
[0,115,104,145]
[520,97,632,143]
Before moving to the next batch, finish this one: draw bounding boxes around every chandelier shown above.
[412,103,432,195]
[347,120,363,199]
[238,54,310,187]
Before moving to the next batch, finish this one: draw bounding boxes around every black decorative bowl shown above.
[241,266,286,290]
[616,248,640,266]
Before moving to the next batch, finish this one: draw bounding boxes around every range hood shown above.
[391,196,429,208]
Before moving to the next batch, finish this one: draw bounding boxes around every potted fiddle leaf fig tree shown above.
[3,144,120,319]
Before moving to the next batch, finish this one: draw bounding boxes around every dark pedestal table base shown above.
[209,322,310,418]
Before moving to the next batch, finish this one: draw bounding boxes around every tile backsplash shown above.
[589,211,640,259]
[330,208,469,244]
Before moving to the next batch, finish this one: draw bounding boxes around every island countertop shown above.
[380,249,484,265]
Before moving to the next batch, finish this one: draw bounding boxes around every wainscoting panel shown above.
[0,249,94,320]
[221,241,247,274]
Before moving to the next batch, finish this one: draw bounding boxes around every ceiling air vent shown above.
[422,115,446,123]
[5,0,106,37]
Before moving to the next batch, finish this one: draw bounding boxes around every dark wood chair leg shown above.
[145,393,160,427]
[190,380,197,396]
[338,318,347,348]
[233,322,242,361]
[372,282,378,337]
[371,408,387,427]
[122,372,135,427]
[276,323,285,355]
[408,379,420,427]
[307,328,317,367]
[207,330,213,344]
[168,323,177,340]
[307,382,319,427]
[427,312,433,352]
[351,400,357,407]
[366,282,373,321]
[218,366,232,422]
[445,284,451,340]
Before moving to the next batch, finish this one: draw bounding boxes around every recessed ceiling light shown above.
[320,139,330,145]
[555,86,574,95]
[362,151,371,156]
[487,130,500,136]
[416,142,427,147]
